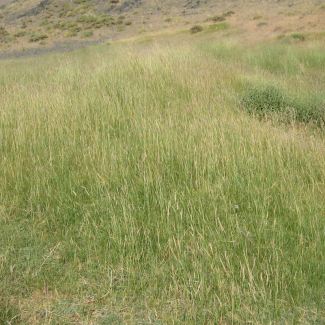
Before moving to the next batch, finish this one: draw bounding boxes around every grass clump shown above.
[291,33,306,41]
[0,25,9,39]
[242,84,325,126]
[28,34,48,42]
[257,21,268,27]
[190,25,203,34]
[212,15,226,22]
[13,31,28,37]
[81,30,93,37]
[242,85,286,115]
[209,22,229,32]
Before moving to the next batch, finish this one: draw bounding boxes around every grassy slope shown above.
[1,34,325,324]
[1,0,325,53]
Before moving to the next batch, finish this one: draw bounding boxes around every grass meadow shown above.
[1,34,325,324]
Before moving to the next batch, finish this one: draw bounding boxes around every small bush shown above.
[241,84,325,126]
[190,25,203,34]
[253,15,262,20]
[165,18,172,22]
[117,26,124,32]
[223,11,235,17]
[81,30,93,37]
[28,34,48,42]
[65,31,78,37]
[110,0,119,3]
[242,85,286,116]
[14,31,28,37]
[257,22,268,27]
[209,22,229,32]
[0,26,9,38]
[212,15,225,22]
[291,33,306,41]
[125,21,132,26]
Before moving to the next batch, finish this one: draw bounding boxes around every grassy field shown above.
[1,33,325,324]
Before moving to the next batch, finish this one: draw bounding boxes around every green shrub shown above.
[209,22,229,32]
[117,26,124,32]
[291,33,306,41]
[190,25,203,34]
[253,15,262,20]
[74,0,87,3]
[81,30,93,37]
[223,11,235,17]
[241,84,325,126]
[165,18,172,22]
[0,26,9,38]
[125,21,132,26]
[28,34,48,42]
[257,22,268,27]
[110,0,119,3]
[14,31,28,37]
[212,15,225,22]
[242,85,286,115]
[65,31,78,37]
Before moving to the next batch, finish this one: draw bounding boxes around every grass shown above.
[0,33,325,324]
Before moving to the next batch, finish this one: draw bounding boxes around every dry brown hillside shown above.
[0,0,325,56]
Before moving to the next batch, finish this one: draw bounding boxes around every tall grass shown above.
[0,37,325,324]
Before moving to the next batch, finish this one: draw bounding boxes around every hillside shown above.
[0,0,325,57]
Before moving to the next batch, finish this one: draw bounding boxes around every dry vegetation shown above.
[1,28,325,323]
[0,0,325,54]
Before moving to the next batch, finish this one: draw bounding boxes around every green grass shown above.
[0,34,325,324]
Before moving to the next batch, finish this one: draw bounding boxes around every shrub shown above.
[253,15,262,20]
[0,26,9,38]
[257,22,268,27]
[125,21,132,26]
[65,31,78,37]
[190,25,203,34]
[212,15,225,22]
[81,30,93,37]
[241,84,325,126]
[223,11,235,17]
[165,18,172,22]
[110,0,119,3]
[209,22,229,32]
[242,85,286,116]
[291,33,306,41]
[117,26,124,32]
[14,31,28,37]
[28,34,48,42]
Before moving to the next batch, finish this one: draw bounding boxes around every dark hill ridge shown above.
[0,0,324,58]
